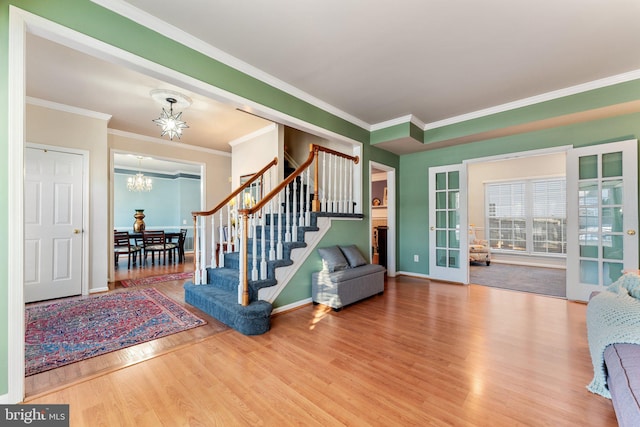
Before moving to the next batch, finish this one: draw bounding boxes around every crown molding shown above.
[91,0,370,130]
[26,96,112,121]
[370,114,425,132]
[108,128,231,157]
[421,68,640,131]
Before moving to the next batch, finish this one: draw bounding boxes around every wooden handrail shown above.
[240,145,358,216]
[191,156,278,217]
[190,156,277,286]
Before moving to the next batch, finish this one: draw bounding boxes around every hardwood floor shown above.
[25,274,617,426]
[25,254,230,398]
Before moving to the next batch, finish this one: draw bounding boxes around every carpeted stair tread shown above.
[184,282,272,336]
[186,211,353,335]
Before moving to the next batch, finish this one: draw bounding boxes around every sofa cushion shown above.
[340,245,367,268]
[318,246,349,273]
[320,263,386,283]
[605,343,640,427]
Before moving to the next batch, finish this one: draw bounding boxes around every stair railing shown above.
[191,157,278,285]
[236,144,359,305]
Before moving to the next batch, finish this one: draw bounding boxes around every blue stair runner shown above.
[184,209,319,335]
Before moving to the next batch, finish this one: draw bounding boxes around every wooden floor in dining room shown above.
[24,253,231,398]
[25,270,617,426]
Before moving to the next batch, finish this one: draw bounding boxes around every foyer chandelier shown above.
[127,157,152,192]
[150,89,192,141]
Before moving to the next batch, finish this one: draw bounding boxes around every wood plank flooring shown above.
[25,255,230,398]
[25,274,617,426]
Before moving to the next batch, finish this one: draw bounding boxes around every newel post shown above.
[192,215,199,284]
[240,210,250,306]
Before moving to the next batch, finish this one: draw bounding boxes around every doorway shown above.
[24,145,88,303]
[370,162,396,276]
[466,150,567,296]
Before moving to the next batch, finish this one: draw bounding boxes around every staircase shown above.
[185,145,360,335]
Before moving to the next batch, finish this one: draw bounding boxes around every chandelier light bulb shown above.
[153,97,188,140]
[127,157,153,192]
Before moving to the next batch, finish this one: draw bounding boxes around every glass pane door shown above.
[567,140,638,301]
[429,164,468,283]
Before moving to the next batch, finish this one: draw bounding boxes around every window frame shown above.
[485,177,566,257]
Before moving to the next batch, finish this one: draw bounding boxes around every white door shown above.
[24,147,84,303]
[566,139,638,301]
[429,164,468,283]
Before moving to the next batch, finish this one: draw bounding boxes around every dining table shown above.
[127,230,184,264]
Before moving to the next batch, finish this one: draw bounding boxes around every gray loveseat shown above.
[312,245,385,311]
[587,277,640,427]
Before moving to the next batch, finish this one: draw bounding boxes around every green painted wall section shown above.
[370,80,640,149]
[274,219,370,306]
[397,112,640,275]
[423,80,640,145]
[371,122,411,144]
[274,143,399,308]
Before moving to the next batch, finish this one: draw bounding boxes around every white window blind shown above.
[486,178,566,255]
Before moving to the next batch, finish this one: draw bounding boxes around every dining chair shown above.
[177,228,188,263]
[113,231,141,269]
[142,230,177,265]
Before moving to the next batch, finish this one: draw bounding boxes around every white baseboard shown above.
[89,286,109,294]
[272,297,312,314]
[0,393,9,404]
[396,271,431,280]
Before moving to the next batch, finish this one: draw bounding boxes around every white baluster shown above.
[348,158,353,213]
[194,216,201,285]
[339,157,344,213]
[200,217,207,284]
[238,216,244,304]
[291,177,298,242]
[210,215,216,268]
[277,191,284,259]
[269,198,276,261]
[260,207,267,280]
[218,211,225,267]
[298,170,304,229]
[285,184,291,242]
[322,151,327,211]
[305,167,311,225]
[251,214,258,281]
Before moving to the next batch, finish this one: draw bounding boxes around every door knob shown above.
[628,230,637,235]
[73,229,81,234]
[430,226,435,231]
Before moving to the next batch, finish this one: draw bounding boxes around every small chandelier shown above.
[127,157,152,192]
[152,97,189,140]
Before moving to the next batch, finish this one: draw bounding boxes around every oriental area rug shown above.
[25,288,206,376]
[120,271,193,287]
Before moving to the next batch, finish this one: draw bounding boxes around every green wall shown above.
[397,112,640,274]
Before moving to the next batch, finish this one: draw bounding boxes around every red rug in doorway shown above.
[120,272,193,287]
[25,288,206,376]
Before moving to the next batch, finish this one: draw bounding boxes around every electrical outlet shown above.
[414,254,419,262]
[183,219,187,225]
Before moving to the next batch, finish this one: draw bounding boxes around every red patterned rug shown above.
[25,288,206,376]
[120,271,193,287]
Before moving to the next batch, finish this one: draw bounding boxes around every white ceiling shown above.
[26,0,640,164]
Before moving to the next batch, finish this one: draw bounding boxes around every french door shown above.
[566,139,638,301]
[429,164,468,283]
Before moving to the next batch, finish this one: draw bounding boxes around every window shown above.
[486,178,566,255]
